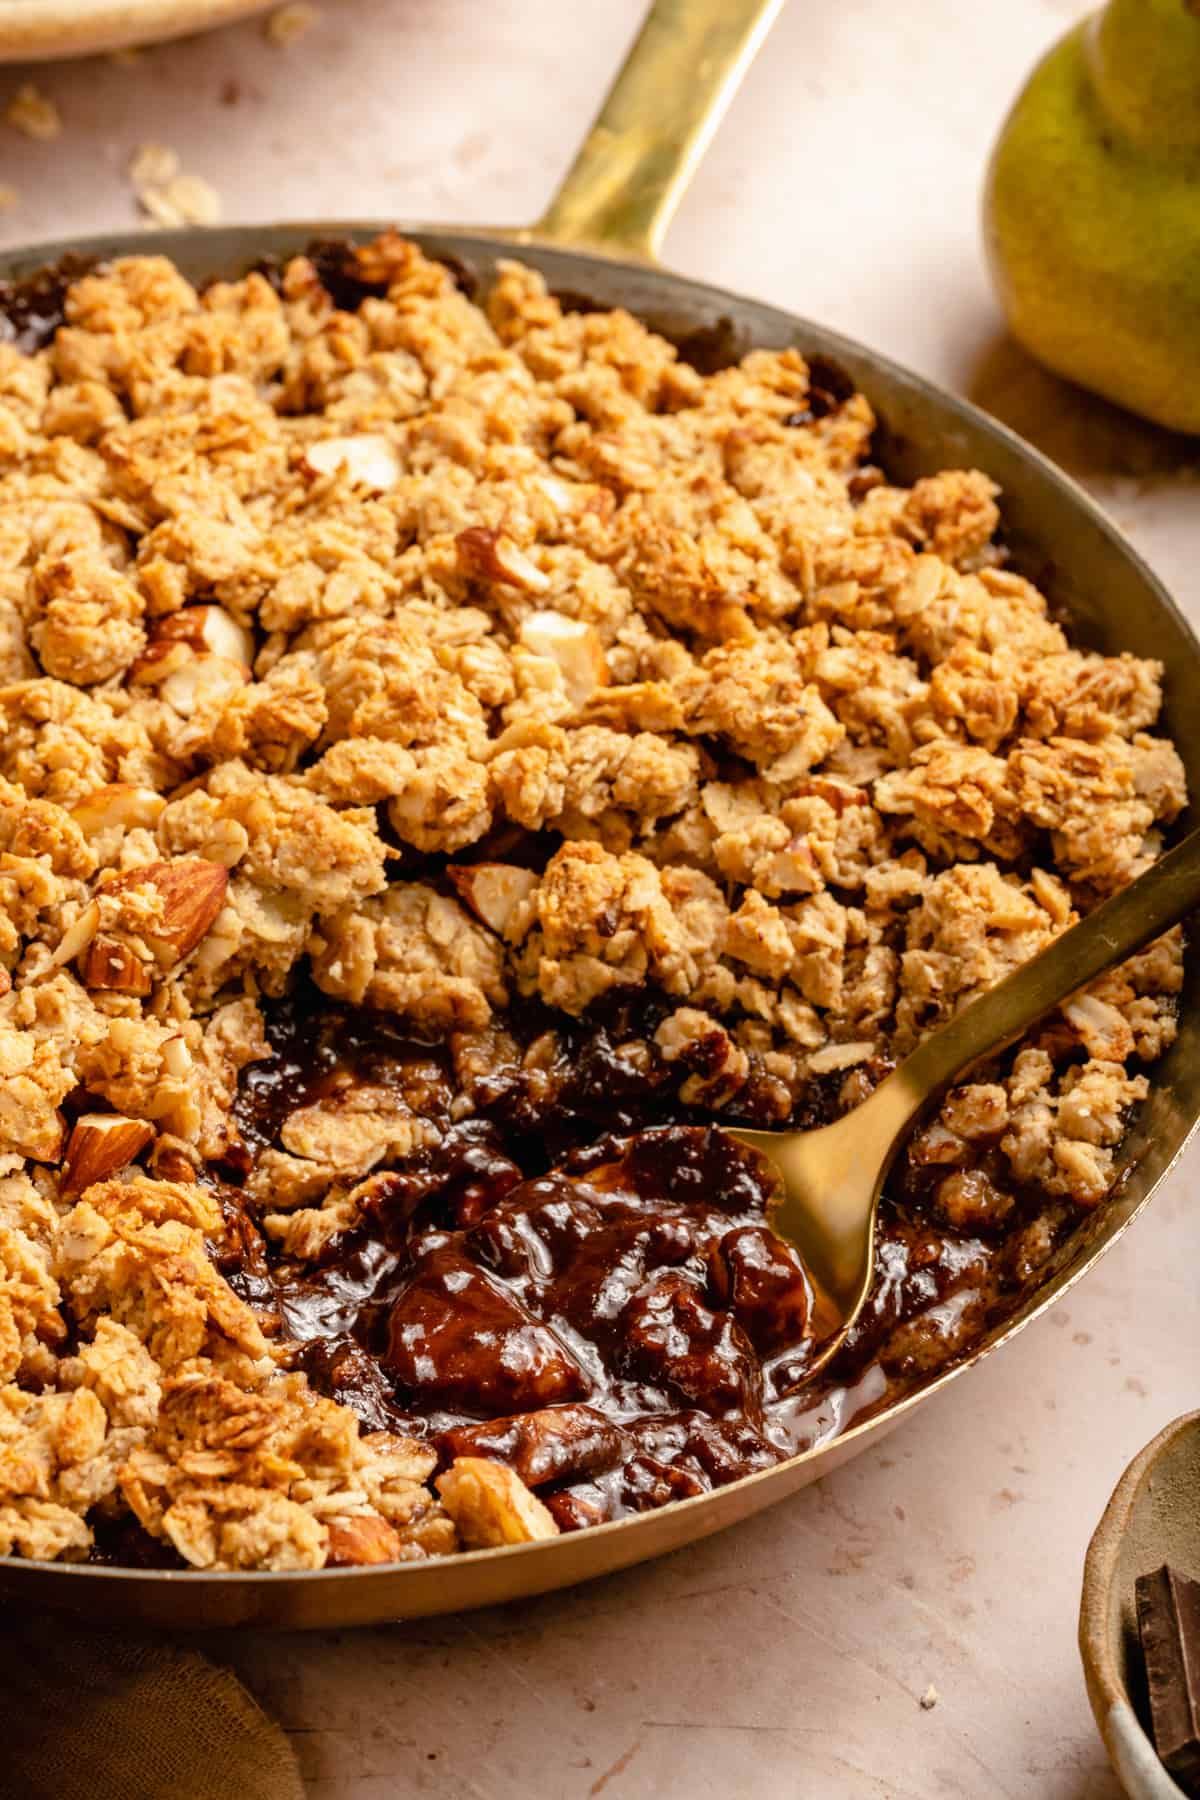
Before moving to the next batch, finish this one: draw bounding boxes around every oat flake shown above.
[129,143,180,189]
[4,83,61,142]
[138,172,222,229]
[266,2,321,45]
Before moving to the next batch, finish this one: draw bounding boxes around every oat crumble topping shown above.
[0,236,1186,1569]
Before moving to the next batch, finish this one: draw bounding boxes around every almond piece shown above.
[456,527,551,593]
[519,610,608,708]
[81,934,153,993]
[50,898,100,967]
[447,863,538,940]
[69,784,167,839]
[304,433,400,491]
[62,1112,155,1196]
[161,1033,193,1078]
[104,859,229,965]
[155,604,254,666]
[806,1040,875,1076]
[160,654,250,717]
[324,1515,403,1567]
[127,638,192,686]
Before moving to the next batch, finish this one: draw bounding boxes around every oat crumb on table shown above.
[266,4,322,47]
[136,172,223,229]
[0,234,1185,1572]
[4,84,61,143]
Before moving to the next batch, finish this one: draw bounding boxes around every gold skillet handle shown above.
[532,0,786,263]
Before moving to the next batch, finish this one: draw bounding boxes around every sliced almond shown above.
[447,864,538,939]
[80,934,153,994]
[324,1515,403,1567]
[519,610,607,708]
[70,785,167,839]
[50,898,100,968]
[807,1040,875,1075]
[104,859,229,964]
[304,433,400,491]
[63,1112,156,1197]
[155,604,254,667]
[160,654,250,717]
[456,527,551,593]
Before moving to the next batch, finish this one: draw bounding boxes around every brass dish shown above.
[1,0,1197,1629]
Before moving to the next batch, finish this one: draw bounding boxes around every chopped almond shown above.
[80,935,153,994]
[50,899,100,967]
[324,1514,403,1566]
[63,1113,156,1196]
[154,604,254,667]
[304,434,400,491]
[456,528,550,593]
[69,785,167,839]
[102,859,230,966]
[519,610,608,709]
[447,863,538,939]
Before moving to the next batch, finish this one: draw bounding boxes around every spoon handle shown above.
[886,823,1200,1125]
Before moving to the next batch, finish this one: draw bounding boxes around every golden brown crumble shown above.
[0,236,1186,1569]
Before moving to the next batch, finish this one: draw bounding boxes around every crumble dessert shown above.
[0,234,1186,1571]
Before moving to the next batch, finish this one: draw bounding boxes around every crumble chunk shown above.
[515,841,726,1015]
[311,882,506,1029]
[119,1365,455,1570]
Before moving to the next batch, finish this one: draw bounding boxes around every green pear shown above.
[984,0,1200,433]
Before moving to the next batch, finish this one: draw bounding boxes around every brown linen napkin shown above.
[0,1621,304,1800]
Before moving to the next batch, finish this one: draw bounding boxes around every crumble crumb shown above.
[128,143,180,190]
[138,172,222,229]
[266,3,321,45]
[4,83,61,142]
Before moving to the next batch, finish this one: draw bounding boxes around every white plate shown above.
[0,0,273,61]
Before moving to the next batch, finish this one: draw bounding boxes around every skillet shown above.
[2,0,1198,1628]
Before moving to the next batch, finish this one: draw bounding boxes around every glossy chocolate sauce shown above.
[225,988,1068,1530]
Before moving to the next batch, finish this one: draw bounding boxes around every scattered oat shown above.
[4,83,61,142]
[128,143,180,189]
[138,172,222,229]
[266,2,320,45]
[0,184,17,213]
[919,1684,940,1711]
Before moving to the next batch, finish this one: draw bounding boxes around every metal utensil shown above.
[2,0,1199,1629]
[732,827,1200,1376]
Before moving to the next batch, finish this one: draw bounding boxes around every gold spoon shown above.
[729,825,1200,1377]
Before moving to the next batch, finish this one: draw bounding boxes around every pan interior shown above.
[0,223,1196,1628]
